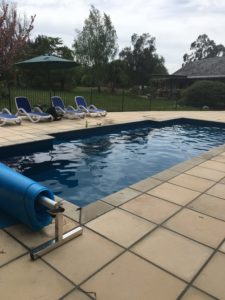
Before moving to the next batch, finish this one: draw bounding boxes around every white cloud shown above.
[17,0,225,73]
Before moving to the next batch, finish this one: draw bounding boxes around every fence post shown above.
[90,87,93,103]
[147,94,152,111]
[8,85,12,112]
[121,89,125,111]
[49,90,52,107]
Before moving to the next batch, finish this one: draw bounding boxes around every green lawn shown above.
[1,86,197,112]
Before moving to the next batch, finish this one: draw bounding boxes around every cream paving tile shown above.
[152,169,179,181]
[130,177,162,192]
[81,201,114,224]
[185,166,225,181]
[220,177,225,184]
[0,254,73,300]
[0,230,27,266]
[44,228,123,284]
[5,216,78,248]
[211,155,225,163]
[194,252,225,300]
[24,124,49,134]
[186,157,206,165]
[206,183,225,200]
[169,161,196,173]
[0,131,15,137]
[169,174,215,192]
[64,289,94,300]
[18,128,44,133]
[206,149,225,157]
[147,182,200,206]
[164,208,225,248]
[4,135,26,141]
[200,160,225,173]
[206,147,225,156]
[132,228,212,281]
[181,287,215,300]
[86,208,155,247]
[30,136,52,141]
[220,241,225,253]
[0,142,16,148]
[19,133,38,139]
[121,194,180,224]
[200,153,214,160]
[0,137,7,142]
[101,188,141,206]
[62,200,80,222]
[5,139,35,145]
[188,194,225,221]
[81,252,186,300]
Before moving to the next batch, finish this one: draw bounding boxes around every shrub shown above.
[129,86,141,95]
[182,80,225,108]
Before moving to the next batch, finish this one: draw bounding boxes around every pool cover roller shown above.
[0,163,53,231]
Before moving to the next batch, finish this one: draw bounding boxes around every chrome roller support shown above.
[38,196,62,210]
[30,196,83,260]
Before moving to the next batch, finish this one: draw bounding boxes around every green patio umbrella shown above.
[15,55,77,87]
[15,55,77,105]
[15,55,77,69]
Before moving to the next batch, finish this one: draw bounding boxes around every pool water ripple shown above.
[4,123,225,207]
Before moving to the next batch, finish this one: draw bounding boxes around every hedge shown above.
[182,80,225,108]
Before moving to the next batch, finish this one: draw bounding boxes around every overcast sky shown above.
[18,0,225,73]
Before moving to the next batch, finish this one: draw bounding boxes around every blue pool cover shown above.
[0,163,54,230]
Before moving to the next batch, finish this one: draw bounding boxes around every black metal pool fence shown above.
[0,86,184,113]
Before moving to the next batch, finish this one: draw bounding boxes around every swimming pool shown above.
[3,119,225,207]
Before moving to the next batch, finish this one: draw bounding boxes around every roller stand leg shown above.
[30,211,82,260]
[55,212,63,241]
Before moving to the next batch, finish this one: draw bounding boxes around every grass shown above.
[1,86,197,112]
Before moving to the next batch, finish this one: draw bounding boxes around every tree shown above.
[119,33,167,90]
[0,0,35,81]
[106,59,129,91]
[183,34,225,65]
[27,35,74,60]
[73,5,118,91]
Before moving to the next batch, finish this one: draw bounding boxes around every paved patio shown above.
[0,111,225,300]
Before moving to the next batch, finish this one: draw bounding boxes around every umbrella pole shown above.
[48,69,52,107]
[8,85,12,112]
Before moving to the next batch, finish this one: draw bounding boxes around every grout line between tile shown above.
[176,237,225,300]
[0,252,28,269]
[2,228,31,251]
[41,256,78,287]
[180,285,219,300]
[59,286,96,300]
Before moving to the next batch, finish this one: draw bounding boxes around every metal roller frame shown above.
[30,196,82,260]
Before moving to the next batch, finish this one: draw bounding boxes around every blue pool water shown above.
[3,120,225,207]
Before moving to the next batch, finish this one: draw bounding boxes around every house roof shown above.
[173,56,225,78]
